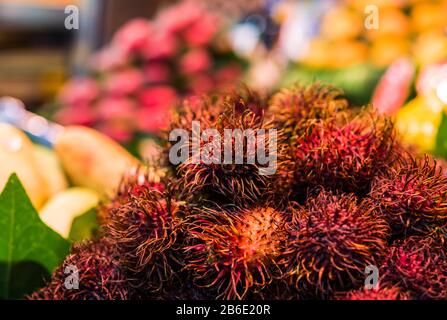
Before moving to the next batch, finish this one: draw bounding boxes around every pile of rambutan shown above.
[31,83,447,300]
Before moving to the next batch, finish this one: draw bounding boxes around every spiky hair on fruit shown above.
[28,239,131,300]
[168,85,266,134]
[281,190,389,298]
[30,82,447,300]
[184,205,288,299]
[248,280,301,300]
[104,184,181,294]
[168,96,222,134]
[291,108,397,194]
[437,158,447,176]
[159,282,214,300]
[220,85,268,117]
[380,236,447,299]
[98,165,168,223]
[369,156,447,237]
[268,83,348,140]
[171,91,285,204]
[337,286,411,300]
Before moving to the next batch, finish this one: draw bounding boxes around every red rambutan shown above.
[337,286,411,300]
[168,96,221,134]
[33,83,447,301]
[98,165,167,223]
[104,184,180,294]
[28,239,130,300]
[292,109,396,194]
[437,158,447,177]
[184,206,288,299]
[172,92,285,204]
[281,190,389,297]
[168,86,266,134]
[268,83,348,140]
[369,156,447,236]
[380,236,447,299]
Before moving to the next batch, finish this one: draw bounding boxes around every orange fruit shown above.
[370,35,410,67]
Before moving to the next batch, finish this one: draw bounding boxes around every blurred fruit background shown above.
[1,0,447,240]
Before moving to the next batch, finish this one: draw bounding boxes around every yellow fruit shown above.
[54,126,140,197]
[413,31,447,66]
[320,7,363,41]
[346,0,408,10]
[39,188,99,238]
[370,35,410,67]
[33,144,68,197]
[365,8,410,40]
[395,95,444,152]
[411,2,447,32]
[332,41,368,68]
[302,38,333,68]
[0,124,48,208]
[304,39,367,69]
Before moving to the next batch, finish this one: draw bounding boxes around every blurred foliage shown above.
[281,63,384,105]
[69,209,99,242]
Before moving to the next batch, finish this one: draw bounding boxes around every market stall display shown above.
[22,84,447,300]
[0,0,447,302]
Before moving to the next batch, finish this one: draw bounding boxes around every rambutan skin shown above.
[98,165,167,224]
[281,190,389,297]
[28,239,131,300]
[369,156,447,236]
[104,185,181,293]
[380,236,447,299]
[30,83,447,301]
[268,83,348,140]
[337,286,411,300]
[291,109,397,194]
[184,206,288,299]
[171,91,287,204]
[167,86,267,137]
[168,96,222,135]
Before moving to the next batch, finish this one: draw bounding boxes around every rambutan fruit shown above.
[29,239,131,300]
[292,109,396,194]
[172,92,286,204]
[220,85,267,118]
[104,184,181,294]
[168,86,266,135]
[161,282,213,300]
[281,190,389,298]
[248,280,301,300]
[168,96,222,134]
[268,83,348,140]
[184,206,288,299]
[380,236,447,299]
[437,158,447,177]
[369,156,447,236]
[98,165,168,223]
[337,286,411,300]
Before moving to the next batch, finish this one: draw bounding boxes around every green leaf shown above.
[0,174,70,299]
[280,63,385,105]
[435,112,447,159]
[69,208,99,242]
